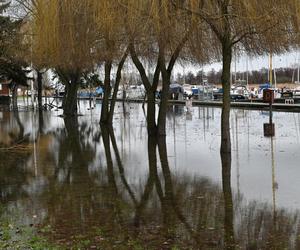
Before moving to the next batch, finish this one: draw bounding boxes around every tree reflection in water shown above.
[0,110,32,205]
[40,117,101,241]
[1,110,300,249]
[221,146,235,249]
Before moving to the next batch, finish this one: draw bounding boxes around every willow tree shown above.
[173,0,291,154]
[287,1,300,49]
[173,2,292,248]
[124,0,162,134]
[121,0,209,135]
[32,0,97,116]
[91,0,129,124]
[152,1,211,136]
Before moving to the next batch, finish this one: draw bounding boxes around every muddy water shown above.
[0,101,300,249]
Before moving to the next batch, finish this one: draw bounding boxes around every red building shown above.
[0,80,11,104]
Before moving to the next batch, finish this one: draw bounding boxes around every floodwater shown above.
[1,100,300,249]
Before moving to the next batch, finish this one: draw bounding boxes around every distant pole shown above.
[246,55,249,88]
[30,24,35,109]
[297,58,299,84]
[234,49,237,84]
[274,68,277,89]
[269,53,273,86]
[271,136,276,221]
[30,76,34,107]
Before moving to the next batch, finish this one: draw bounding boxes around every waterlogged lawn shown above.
[0,222,61,250]
[0,217,184,250]
[0,209,148,250]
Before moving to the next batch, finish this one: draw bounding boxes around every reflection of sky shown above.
[4,101,300,212]
[164,107,300,210]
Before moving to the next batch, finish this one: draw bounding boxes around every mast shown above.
[246,54,249,88]
[269,53,273,86]
[274,68,277,89]
[297,55,300,84]
[234,48,237,84]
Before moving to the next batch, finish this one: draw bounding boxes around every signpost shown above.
[263,89,275,137]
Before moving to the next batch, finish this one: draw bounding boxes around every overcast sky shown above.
[174,50,300,76]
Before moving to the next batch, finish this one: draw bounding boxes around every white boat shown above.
[293,87,300,97]
[230,85,250,100]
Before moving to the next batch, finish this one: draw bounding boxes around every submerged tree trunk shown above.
[38,108,44,134]
[108,50,128,124]
[133,136,157,227]
[157,30,189,136]
[63,72,80,116]
[11,83,18,110]
[146,91,157,135]
[157,136,201,244]
[37,70,43,110]
[129,43,160,135]
[101,124,118,194]
[13,108,24,140]
[220,40,232,154]
[221,149,235,250]
[100,61,112,124]
[157,73,170,136]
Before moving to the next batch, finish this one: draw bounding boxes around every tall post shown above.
[274,68,277,89]
[269,102,273,124]
[234,48,237,84]
[30,73,35,108]
[297,58,300,84]
[271,136,276,222]
[269,53,273,86]
[246,55,249,88]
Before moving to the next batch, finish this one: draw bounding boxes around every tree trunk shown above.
[100,61,112,124]
[63,73,79,116]
[157,73,170,136]
[56,68,69,109]
[37,70,43,110]
[220,40,232,154]
[146,91,157,135]
[129,43,159,135]
[11,83,18,110]
[108,50,128,124]
[62,82,68,110]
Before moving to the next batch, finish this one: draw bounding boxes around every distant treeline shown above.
[175,67,298,85]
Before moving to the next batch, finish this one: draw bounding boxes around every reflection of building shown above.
[0,80,11,104]
[0,111,13,145]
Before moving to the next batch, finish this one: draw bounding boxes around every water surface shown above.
[0,101,300,249]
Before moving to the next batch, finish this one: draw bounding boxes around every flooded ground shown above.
[1,100,300,249]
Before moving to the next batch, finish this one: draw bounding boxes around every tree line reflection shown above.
[0,109,299,249]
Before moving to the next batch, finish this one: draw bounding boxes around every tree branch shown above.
[129,42,152,91]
